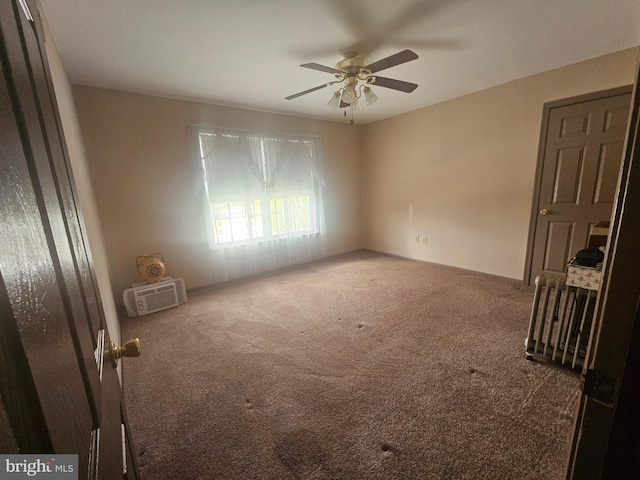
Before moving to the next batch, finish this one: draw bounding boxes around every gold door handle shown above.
[109,338,140,367]
[539,208,550,215]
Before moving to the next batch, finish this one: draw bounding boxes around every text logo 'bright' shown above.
[0,455,77,479]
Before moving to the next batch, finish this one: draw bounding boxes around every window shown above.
[192,126,325,252]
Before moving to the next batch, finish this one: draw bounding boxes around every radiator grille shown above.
[525,271,597,368]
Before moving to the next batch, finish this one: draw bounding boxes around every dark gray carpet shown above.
[122,250,579,479]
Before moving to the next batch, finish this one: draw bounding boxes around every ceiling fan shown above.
[285,49,419,110]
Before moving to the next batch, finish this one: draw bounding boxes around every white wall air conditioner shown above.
[123,277,187,317]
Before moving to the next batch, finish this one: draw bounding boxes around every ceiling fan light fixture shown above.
[341,84,357,104]
[327,90,341,109]
[363,86,378,106]
[287,49,419,110]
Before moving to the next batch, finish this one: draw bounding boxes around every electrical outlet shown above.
[422,236,428,245]
[414,235,420,243]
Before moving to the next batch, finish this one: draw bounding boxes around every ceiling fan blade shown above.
[369,76,418,93]
[366,49,418,73]
[322,0,457,57]
[370,0,455,46]
[290,38,459,64]
[394,38,462,50]
[300,63,343,75]
[285,81,340,100]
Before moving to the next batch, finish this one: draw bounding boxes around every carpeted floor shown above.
[122,250,580,479]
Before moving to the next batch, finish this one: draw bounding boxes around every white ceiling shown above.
[39,0,640,125]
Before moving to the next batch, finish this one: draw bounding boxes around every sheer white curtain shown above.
[190,125,326,282]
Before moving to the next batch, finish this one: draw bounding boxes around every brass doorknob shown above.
[109,338,140,367]
[539,208,550,215]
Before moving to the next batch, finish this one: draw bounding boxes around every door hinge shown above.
[580,369,618,405]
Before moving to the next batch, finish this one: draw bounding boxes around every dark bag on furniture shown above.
[570,248,604,268]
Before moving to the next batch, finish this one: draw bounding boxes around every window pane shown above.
[270,198,285,235]
[212,202,229,218]
[250,200,264,238]
[230,217,249,241]
[293,195,311,232]
[214,219,232,243]
[212,201,250,243]
[228,201,245,218]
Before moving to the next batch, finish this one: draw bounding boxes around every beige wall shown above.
[41,9,121,349]
[72,46,638,307]
[361,47,639,280]
[72,87,363,301]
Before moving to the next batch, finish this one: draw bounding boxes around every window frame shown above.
[193,126,323,250]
